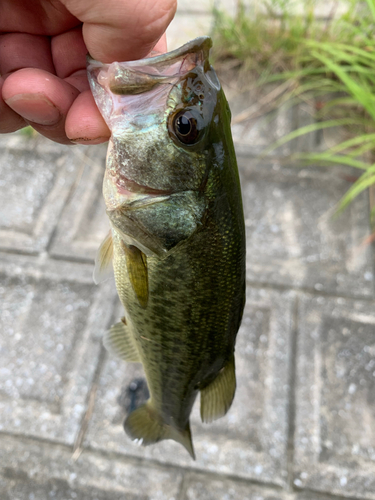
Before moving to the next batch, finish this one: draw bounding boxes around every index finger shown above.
[61,0,176,62]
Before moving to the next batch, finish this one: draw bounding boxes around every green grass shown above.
[19,125,39,138]
[212,0,375,223]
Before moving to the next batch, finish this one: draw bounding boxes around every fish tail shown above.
[124,401,195,460]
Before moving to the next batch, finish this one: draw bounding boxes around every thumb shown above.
[61,0,176,62]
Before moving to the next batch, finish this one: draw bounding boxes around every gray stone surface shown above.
[225,84,313,158]
[0,252,117,444]
[174,0,215,14]
[167,11,213,51]
[181,474,354,500]
[0,435,183,500]
[0,138,81,253]
[84,288,294,486]
[50,145,108,261]
[231,102,295,158]
[294,294,375,499]
[181,474,289,500]
[240,158,374,297]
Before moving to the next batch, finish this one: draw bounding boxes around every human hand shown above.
[0,0,176,144]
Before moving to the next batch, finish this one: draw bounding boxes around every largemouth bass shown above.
[87,37,246,459]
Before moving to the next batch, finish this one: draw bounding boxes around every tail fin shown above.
[124,402,195,460]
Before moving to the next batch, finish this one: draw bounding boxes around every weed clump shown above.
[212,0,375,219]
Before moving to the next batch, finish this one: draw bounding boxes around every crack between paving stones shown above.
[72,346,107,461]
[1,246,373,303]
[245,278,375,302]
[1,247,372,302]
[0,248,40,257]
[286,294,299,492]
[49,254,94,265]
[45,153,87,255]
[296,486,365,500]
[80,445,289,493]
[176,473,190,500]
[0,431,288,494]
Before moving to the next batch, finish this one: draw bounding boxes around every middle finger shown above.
[0,33,54,75]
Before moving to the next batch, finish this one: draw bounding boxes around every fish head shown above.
[87,37,225,211]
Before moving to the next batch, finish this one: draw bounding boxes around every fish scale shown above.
[88,37,246,459]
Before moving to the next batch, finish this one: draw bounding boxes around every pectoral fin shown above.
[93,230,113,284]
[200,354,236,423]
[121,241,148,308]
[103,318,140,363]
[124,401,195,459]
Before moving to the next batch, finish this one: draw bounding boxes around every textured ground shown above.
[1,3,375,499]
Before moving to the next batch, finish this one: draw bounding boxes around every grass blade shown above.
[261,118,364,156]
[294,153,371,170]
[365,0,375,20]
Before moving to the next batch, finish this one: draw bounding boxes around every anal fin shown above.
[124,402,195,460]
[103,318,140,363]
[200,354,236,423]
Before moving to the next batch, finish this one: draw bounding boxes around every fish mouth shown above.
[87,38,216,120]
[103,171,172,210]
[114,173,173,196]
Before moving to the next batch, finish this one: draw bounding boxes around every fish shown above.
[87,36,246,460]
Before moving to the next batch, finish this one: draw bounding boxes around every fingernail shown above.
[5,94,61,126]
[70,136,109,145]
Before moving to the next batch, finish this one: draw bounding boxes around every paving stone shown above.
[181,473,290,500]
[0,435,183,500]
[294,294,375,499]
[220,80,316,158]
[182,480,351,500]
[239,159,374,298]
[296,493,349,500]
[166,12,213,51]
[0,252,117,445]
[0,130,68,154]
[84,288,295,486]
[176,0,215,14]
[49,144,109,261]
[230,101,296,157]
[0,136,89,253]
[224,82,317,158]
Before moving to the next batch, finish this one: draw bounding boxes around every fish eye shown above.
[172,110,200,145]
